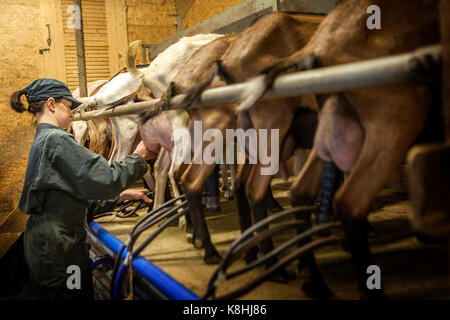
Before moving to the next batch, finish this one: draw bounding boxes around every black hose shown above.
[130,194,186,235]
[115,190,154,218]
[133,207,188,257]
[205,205,316,296]
[127,201,188,256]
[109,195,187,299]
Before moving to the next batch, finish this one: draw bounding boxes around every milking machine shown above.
[89,190,154,220]
[110,195,188,299]
[202,207,341,299]
[87,219,199,300]
[87,160,345,299]
[87,193,200,299]
[316,161,344,224]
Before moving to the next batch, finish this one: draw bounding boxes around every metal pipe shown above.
[273,0,280,12]
[87,221,200,300]
[73,44,441,122]
[266,44,441,98]
[73,0,88,97]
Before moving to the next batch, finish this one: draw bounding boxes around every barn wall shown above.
[39,0,67,82]
[182,0,244,30]
[0,0,44,218]
[125,0,177,64]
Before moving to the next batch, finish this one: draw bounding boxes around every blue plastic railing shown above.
[87,221,200,300]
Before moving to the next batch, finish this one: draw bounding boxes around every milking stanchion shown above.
[78,44,442,300]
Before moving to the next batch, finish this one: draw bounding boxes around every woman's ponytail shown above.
[10,90,27,113]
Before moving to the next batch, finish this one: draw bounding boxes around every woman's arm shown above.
[47,132,151,200]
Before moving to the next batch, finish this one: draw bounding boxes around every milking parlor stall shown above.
[0,0,449,303]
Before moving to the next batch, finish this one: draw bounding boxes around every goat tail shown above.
[141,61,227,123]
[178,62,224,111]
[140,108,160,124]
[216,60,236,85]
[237,53,320,112]
[127,40,144,79]
[140,81,176,123]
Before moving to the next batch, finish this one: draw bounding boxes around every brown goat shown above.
[236,0,440,299]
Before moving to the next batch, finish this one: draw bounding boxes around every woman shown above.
[10,78,155,299]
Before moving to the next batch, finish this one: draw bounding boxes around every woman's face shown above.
[54,98,73,129]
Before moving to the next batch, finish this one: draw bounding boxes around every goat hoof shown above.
[205,253,222,265]
[186,232,193,244]
[194,238,204,249]
[224,192,234,200]
[302,279,333,299]
[178,215,186,230]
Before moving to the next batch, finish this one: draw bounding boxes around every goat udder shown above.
[314,95,364,172]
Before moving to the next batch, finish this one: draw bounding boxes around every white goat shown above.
[75,34,225,209]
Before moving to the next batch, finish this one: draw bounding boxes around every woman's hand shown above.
[118,188,152,204]
[133,140,158,160]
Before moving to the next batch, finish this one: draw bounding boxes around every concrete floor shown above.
[95,177,449,300]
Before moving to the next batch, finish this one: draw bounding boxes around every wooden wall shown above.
[122,0,250,65]
[126,0,177,64]
[105,0,128,75]
[0,0,44,219]
[124,0,245,64]
[182,0,244,29]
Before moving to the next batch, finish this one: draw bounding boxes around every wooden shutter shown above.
[61,0,110,91]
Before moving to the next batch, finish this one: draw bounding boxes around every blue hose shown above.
[113,263,128,299]
[87,221,199,300]
[91,257,115,270]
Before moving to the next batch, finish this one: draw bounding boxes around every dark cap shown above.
[22,78,82,109]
